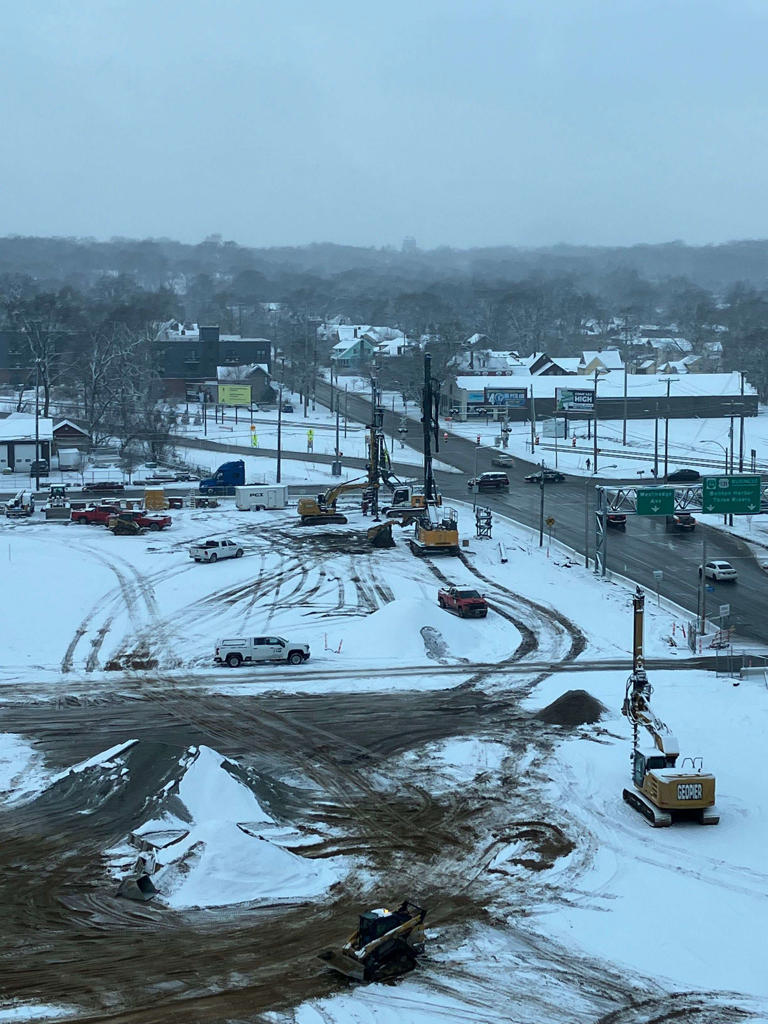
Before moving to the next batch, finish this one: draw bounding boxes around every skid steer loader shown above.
[317,901,427,982]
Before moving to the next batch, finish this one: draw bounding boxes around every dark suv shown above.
[668,469,701,482]
[468,472,510,491]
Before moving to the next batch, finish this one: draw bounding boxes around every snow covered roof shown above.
[454,371,754,400]
[216,363,270,381]
[581,349,624,370]
[53,418,89,436]
[0,412,53,441]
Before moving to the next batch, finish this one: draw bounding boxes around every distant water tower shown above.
[401,236,418,253]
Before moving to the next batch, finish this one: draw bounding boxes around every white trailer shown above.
[235,484,288,511]
[57,448,82,471]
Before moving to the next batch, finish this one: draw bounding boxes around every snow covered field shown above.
[2,497,767,1022]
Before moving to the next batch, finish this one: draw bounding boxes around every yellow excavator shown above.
[410,504,459,556]
[622,588,719,827]
[297,477,373,526]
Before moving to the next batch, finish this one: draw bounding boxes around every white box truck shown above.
[235,484,288,511]
[57,448,82,471]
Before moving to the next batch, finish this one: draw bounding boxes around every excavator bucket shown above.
[116,873,158,902]
[367,522,395,548]
[316,948,367,982]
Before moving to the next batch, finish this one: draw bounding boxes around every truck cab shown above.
[199,460,245,495]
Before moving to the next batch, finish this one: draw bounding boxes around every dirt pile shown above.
[536,689,606,728]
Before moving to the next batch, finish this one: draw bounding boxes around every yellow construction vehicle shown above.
[410,504,459,557]
[317,901,427,982]
[382,484,434,522]
[622,588,719,827]
[297,477,372,526]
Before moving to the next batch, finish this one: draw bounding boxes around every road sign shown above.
[636,487,675,516]
[653,570,663,581]
[702,475,761,514]
[719,603,731,618]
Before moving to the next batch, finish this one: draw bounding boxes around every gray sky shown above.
[1,0,766,249]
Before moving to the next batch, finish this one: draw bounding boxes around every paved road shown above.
[316,378,768,647]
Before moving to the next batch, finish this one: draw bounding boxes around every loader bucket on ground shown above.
[367,522,395,548]
[117,873,158,902]
[316,948,366,981]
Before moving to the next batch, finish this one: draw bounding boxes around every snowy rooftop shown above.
[454,371,754,399]
[0,412,53,441]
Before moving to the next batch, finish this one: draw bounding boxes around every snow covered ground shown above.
[3,495,768,1022]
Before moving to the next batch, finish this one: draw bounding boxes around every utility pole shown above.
[653,402,659,478]
[622,360,628,446]
[529,384,536,454]
[344,383,348,439]
[698,534,707,637]
[276,384,283,483]
[538,460,545,547]
[584,477,590,568]
[729,416,735,526]
[739,372,745,473]
[592,368,599,474]
[34,358,41,492]
[662,376,677,481]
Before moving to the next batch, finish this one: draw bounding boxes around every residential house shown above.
[579,349,625,375]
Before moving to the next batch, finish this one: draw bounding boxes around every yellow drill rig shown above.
[622,588,719,827]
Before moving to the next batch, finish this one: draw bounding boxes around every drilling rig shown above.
[621,588,719,827]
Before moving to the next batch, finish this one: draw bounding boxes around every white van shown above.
[235,484,288,511]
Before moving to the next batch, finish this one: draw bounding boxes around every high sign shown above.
[636,487,675,516]
[555,387,594,411]
[217,384,252,407]
[485,388,528,408]
[702,475,761,515]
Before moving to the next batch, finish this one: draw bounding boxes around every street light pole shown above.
[34,358,41,492]
[473,441,479,510]
[539,460,545,547]
[276,384,283,484]
[592,368,599,474]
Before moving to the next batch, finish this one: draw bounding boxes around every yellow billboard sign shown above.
[217,384,252,407]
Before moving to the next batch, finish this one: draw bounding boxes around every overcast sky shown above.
[1,0,766,250]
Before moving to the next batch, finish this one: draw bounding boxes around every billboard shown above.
[217,384,252,407]
[484,388,528,408]
[555,387,594,411]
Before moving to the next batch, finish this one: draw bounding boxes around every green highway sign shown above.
[636,487,675,516]
[702,475,762,515]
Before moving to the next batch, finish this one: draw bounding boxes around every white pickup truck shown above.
[214,636,311,668]
[189,538,244,563]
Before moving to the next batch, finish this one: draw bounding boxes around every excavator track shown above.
[299,514,349,526]
[622,788,672,828]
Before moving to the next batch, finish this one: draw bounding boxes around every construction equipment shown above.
[108,513,148,536]
[297,477,371,526]
[382,484,431,522]
[43,485,71,521]
[317,901,427,982]
[410,506,459,556]
[366,521,395,548]
[621,587,718,827]
[4,490,35,518]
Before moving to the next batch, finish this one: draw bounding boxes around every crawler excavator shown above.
[622,588,719,827]
[297,477,372,526]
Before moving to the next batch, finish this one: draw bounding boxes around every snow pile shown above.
[339,597,519,665]
[0,1006,74,1023]
[133,746,343,910]
[0,734,52,804]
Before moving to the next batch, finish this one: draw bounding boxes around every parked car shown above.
[189,538,244,563]
[467,472,510,491]
[29,459,49,476]
[699,560,737,582]
[666,512,696,531]
[281,402,295,413]
[173,472,200,482]
[525,469,565,484]
[491,453,515,468]
[438,586,488,618]
[214,635,310,667]
[606,513,627,529]
[132,510,172,531]
[668,469,701,482]
[81,481,125,493]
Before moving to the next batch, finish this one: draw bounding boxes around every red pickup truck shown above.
[437,586,488,618]
[72,505,172,530]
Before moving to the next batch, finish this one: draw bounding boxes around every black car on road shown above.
[525,470,565,483]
